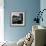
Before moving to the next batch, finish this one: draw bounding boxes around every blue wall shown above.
[40,0,46,27]
[4,0,40,42]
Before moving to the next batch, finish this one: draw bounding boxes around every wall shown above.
[40,0,46,27]
[4,0,40,42]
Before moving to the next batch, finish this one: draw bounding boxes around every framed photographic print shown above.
[11,11,25,26]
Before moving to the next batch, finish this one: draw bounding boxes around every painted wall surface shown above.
[4,0,40,42]
[40,0,46,27]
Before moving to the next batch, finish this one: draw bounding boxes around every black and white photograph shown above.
[11,12,25,26]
